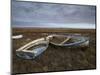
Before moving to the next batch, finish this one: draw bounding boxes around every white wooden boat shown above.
[49,34,89,47]
[12,35,23,39]
[16,37,49,59]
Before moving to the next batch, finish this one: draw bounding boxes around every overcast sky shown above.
[12,1,96,29]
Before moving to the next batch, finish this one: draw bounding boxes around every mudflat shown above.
[12,28,96,74]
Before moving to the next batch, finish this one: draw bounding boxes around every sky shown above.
[12,0,96,29]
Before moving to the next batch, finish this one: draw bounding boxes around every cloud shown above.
[12,1,96,28]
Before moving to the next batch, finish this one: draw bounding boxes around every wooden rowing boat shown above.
[49,34,89,47]
[16,37,49,59]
